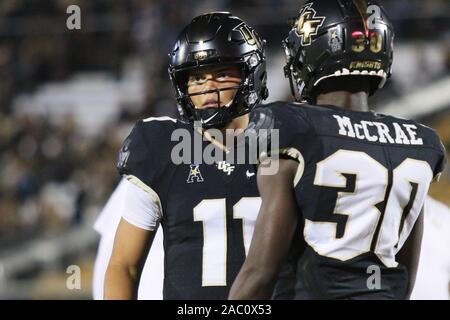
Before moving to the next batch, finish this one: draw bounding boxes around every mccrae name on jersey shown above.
[333,115,424,145]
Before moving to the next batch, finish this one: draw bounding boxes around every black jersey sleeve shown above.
[117,118,176,191]
[249,101,313,163]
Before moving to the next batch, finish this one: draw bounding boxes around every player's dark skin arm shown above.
[229,159,299,299]
[396,207,424,299]
[104,218,155,299]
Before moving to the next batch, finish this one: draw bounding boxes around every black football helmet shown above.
[168,12,268,129]
[283,0,394,102]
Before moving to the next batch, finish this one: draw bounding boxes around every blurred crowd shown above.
[0,113,121,244]
[0,0,449,249]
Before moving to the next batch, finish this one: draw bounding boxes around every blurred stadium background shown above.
[0,0,448,299]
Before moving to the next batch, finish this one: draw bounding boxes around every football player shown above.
[103,12,269,299]
[230,0,447,299]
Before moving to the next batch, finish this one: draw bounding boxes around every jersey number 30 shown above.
[307,150,433,267]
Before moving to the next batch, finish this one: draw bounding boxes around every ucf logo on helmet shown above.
[295,3,326,46]
[234,23,263,50]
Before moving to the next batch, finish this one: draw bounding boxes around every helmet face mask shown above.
[283,0,395,103]
[168,12,268,129]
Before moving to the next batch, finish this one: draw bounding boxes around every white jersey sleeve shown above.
[121,177,163,231]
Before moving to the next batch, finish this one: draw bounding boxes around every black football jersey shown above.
[250,102,447,299]
[117,117,261,299]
